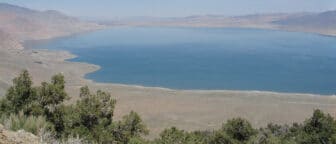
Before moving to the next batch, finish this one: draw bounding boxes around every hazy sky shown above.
[1,0,336,19]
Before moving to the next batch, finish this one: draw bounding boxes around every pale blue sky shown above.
[1,0,336,19]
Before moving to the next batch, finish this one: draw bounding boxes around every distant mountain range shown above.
[108,11,336,36]
[273,11,336,35]
[275,11,336,28]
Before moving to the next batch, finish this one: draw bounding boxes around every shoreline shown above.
[2,26,336,138]
[36,26,336,96]
[114,22,336,37]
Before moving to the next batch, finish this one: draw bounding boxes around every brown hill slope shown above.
[0,3,102,41]
[0,30,22,50]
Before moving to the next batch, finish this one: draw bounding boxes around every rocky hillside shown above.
[0,3,103,42]
[0,30,23,50]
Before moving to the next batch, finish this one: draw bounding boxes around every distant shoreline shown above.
[115,24,336,37]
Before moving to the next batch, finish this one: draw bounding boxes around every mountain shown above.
[113,14,293,28]
[113,11,336,36]
[273,10,336,35]
[0,3,103,41]
[275,10,336,28]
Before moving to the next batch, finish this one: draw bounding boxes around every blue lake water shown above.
[26,27,336,95]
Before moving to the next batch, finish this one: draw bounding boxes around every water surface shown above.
[26,27,336,95]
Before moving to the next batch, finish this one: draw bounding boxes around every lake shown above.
[26,27,336,95]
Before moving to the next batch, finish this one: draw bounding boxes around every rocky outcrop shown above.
[0,124,39,144]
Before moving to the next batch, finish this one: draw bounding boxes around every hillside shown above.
[0,3,103,41]
[0,30,22,50]
[0,3,103,95]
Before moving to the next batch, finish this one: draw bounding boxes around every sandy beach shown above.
[1,40,336,138]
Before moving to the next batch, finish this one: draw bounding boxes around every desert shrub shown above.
[0,71,67,112]
[0,71,149,143]
[128,137,150,144]
[154,127,206,144]
[62,86,148,143]
[2,70,336,144]
[246,131,297,144]
[120,111,149,137]
[0,111,53,135]
[62,86,117,143]
[222,118,257,141]
[209,131,240,144]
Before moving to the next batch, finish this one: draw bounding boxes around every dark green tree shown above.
[120,111,149,138]
[27,74,68,115]
[0,70,36,115]
[209,131,238,144]
[112,111,149,144]
[296,109,336,144]
[63,86,117,143]
[223,118,256,142]
[43,74,68,107]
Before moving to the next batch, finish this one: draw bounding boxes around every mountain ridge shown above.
[274,10,336,28]
[107,10,336,36]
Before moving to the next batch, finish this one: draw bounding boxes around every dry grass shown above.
[0,111,51,135]
[39,129,87,144]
